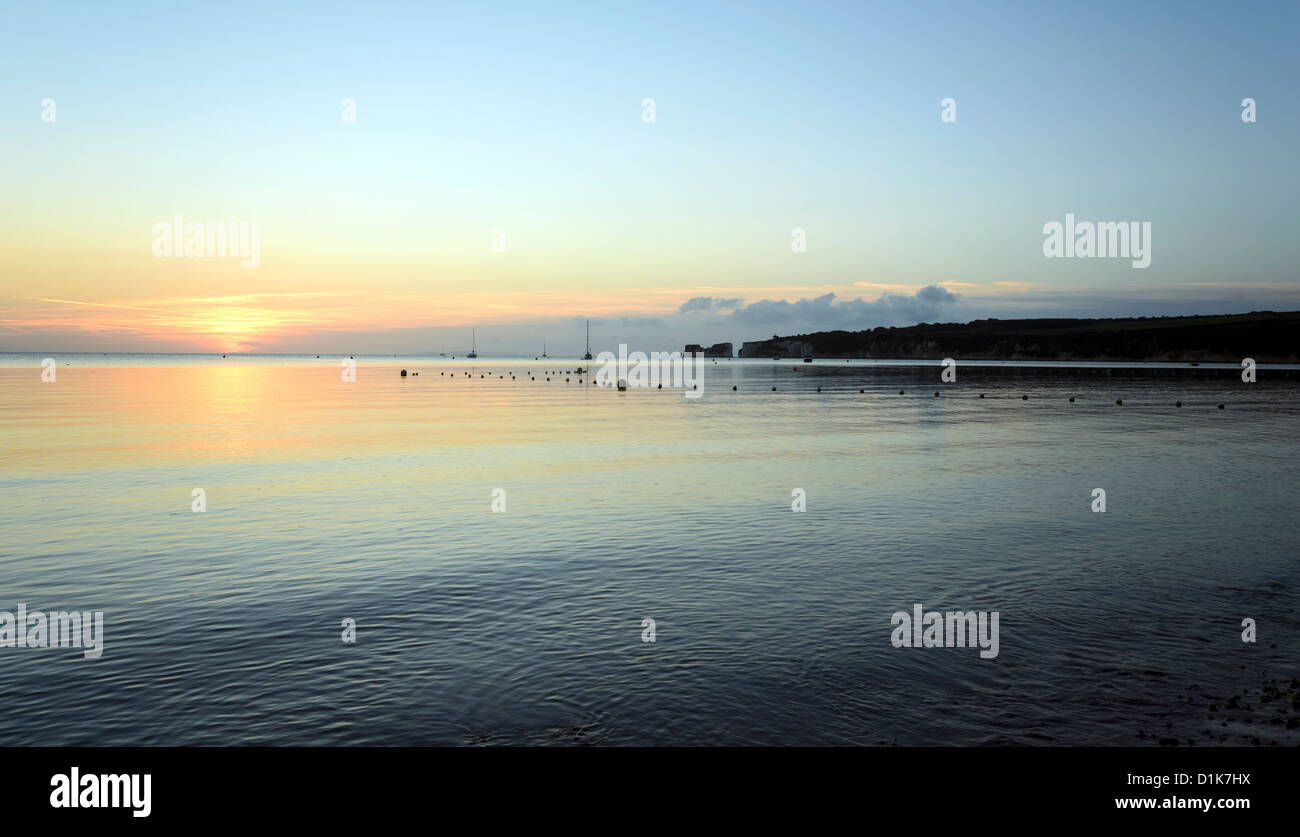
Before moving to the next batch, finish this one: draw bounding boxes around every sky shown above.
[1,0,1296,355]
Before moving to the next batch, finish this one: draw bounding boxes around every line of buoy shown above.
[388,371,1236,415]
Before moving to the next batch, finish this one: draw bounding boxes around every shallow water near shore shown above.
[0,355,1297,745]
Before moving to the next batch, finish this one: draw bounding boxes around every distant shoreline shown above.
[739,310,1300,364]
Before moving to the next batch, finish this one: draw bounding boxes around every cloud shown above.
[678,296,742,314]
[915,285,959,304]
[728,285,961,329]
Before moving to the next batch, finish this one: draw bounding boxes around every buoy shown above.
[818,387,822,393]
[732,385,737,391]
[1022,394,1028,400]
[772,387,777,391]
[979,393,984,398]
[1218,403,1225,410]
[859,389,864,393]
[617,379,628,391]
[400,369,407,377]
[658,383,663,389]
[934,391,940,397]
[1068,396,1075,402]
[1116,398,1123,405]
[899,389,904,395]
[1175,401,1182,408]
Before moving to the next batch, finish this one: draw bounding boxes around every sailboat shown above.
[583,320,593,360]
[542,341,547,358]
[467,329,477,359]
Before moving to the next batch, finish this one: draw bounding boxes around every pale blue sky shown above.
[1,0,1296,353]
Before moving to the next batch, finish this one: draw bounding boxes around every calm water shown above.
[0,354,1297,746]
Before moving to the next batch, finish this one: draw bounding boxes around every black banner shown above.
[5,746,1288,823]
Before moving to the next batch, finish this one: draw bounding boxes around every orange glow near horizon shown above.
[4,291,684,351]
[5,279,1223,352]
[3,283,949,351]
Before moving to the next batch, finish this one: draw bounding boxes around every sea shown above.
[0,353,1296,745]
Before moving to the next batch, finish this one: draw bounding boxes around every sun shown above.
[183,308,282,353]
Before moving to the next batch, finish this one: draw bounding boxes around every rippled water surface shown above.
[1,355,1297,745]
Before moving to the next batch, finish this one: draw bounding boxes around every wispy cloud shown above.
[678,296,742,314]
[728,286,962,329]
